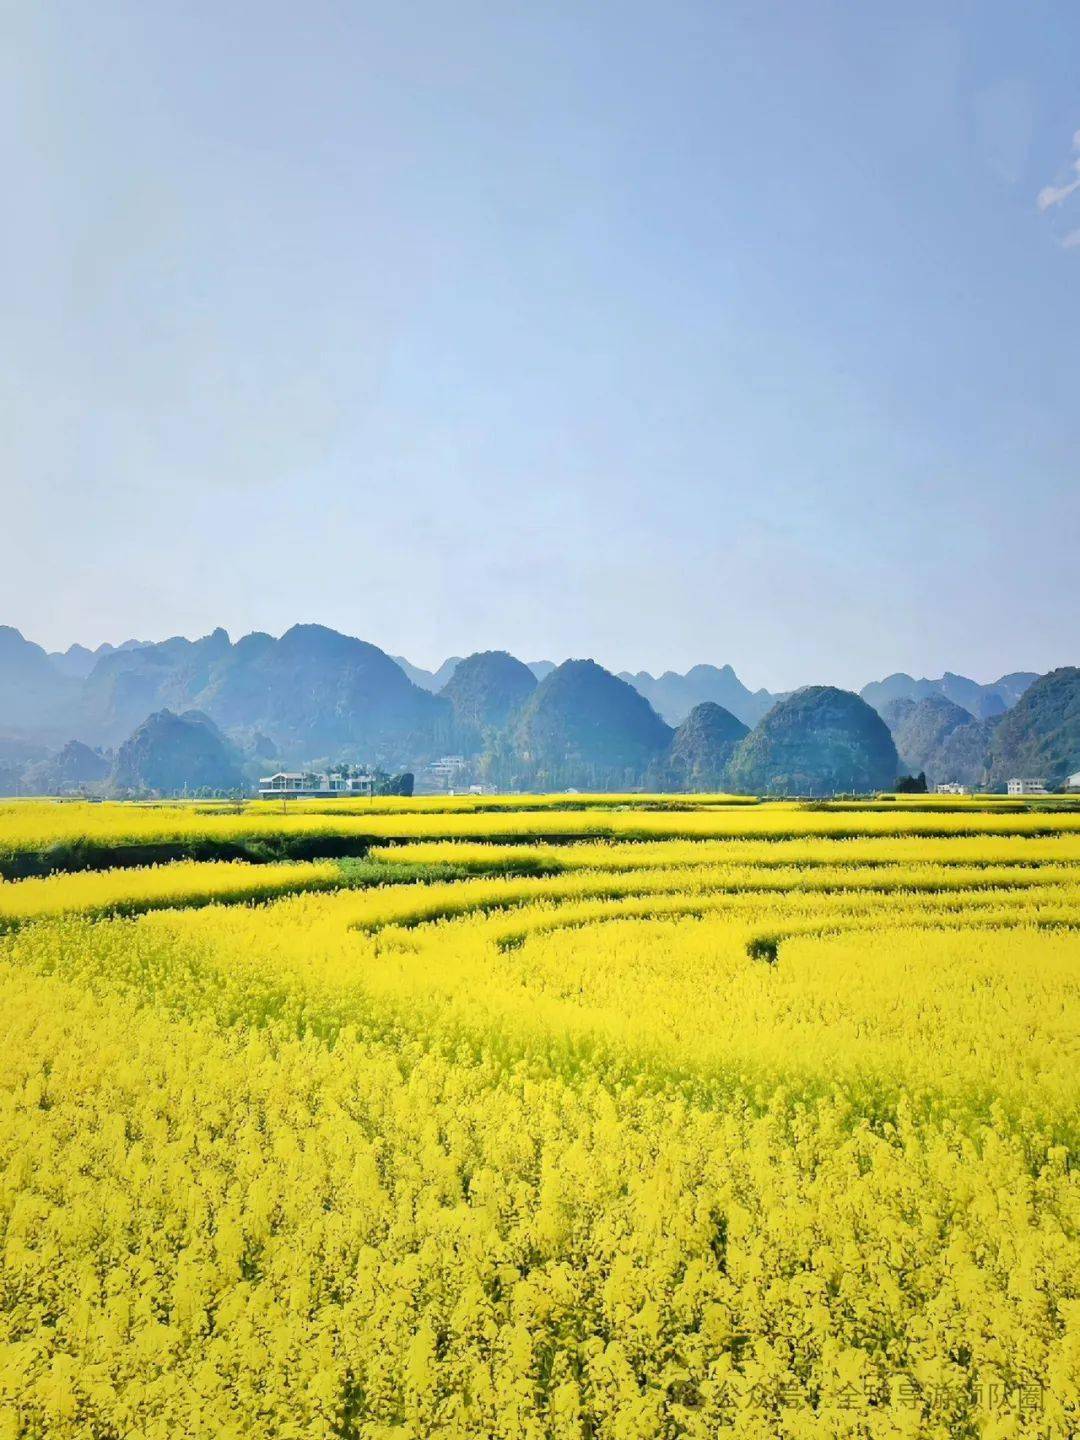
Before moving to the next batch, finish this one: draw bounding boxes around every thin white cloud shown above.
[1036,130,1080,205]
[1062,228,1080,249]
[1037,173,1080,211]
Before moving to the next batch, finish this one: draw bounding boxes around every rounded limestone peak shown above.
[667,702,748,790]
[440,650,537,747]
[514,658,672,787]
[727,685,898,796]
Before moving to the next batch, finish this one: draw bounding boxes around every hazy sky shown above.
[2,1,1077,691]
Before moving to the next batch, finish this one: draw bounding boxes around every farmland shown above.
[0,795,1078,1438]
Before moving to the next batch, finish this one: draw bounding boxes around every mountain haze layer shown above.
[882,696,999,788]
[392,656,463,692]
[862,671,1037,721]
[70,626,453,763]
[617,665,775,727]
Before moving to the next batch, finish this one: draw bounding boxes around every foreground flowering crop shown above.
[0,795,1078,1438]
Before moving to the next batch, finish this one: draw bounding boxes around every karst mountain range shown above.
[0,624,1075,795]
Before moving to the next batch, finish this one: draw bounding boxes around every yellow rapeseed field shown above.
[0,795,1078,1438]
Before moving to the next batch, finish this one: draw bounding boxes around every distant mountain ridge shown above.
[22,740,111,796]
[393,656,556,690]
[0,625,80,738]
[47,638,148,680]
[390,657,1039,730]
[390,654,775,725]
[616,665,775,728]
[861,670,1038,721]
[22,630,1042,729]
[883,696,999,788]
[4,624,452,764]
[392,655,463,692]
[0,623,1071,796]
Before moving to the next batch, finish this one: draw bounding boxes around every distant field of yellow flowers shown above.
[0,794,1078,1438]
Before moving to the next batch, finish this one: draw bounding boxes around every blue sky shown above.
[2,0,1077,691]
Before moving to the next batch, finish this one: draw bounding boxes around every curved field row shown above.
[371,832,1080,871]
[3,796,1080,880]
[0,859,347,930]
[6,865,1077,1119]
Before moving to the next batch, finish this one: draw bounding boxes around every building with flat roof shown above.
[258,771,375,799]
[421,755,467,790]
[1006,778,1047,796]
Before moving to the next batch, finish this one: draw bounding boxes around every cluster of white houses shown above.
[258,770,1080,801]
[935,774,1080,796]
[258,757,473,800]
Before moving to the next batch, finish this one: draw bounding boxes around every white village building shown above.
[259,771,376,799]
[1006,778,1048,796]
[426,755,467,783]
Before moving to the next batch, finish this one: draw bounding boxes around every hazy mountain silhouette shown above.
[881,695,999,788]
[392,655,463,692]
[861,670,1037,721]
[618,664,775,727]
[111,710,245,795]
